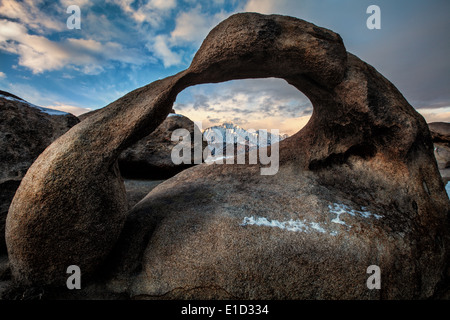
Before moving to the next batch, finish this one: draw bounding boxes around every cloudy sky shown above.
[0,0,449,135]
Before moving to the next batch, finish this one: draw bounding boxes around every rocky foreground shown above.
[2,13,450,300]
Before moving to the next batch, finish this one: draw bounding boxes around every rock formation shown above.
[5,13,450,299]
[118,114,205,179]
[429,122,450,183]
[0,91,79,253]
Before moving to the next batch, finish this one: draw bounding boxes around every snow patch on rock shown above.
[240,216,329,234]
[328,203,383,228]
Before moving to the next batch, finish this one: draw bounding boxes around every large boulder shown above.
[118,114,205,179]
[5,13,450,301]
[0,91,79,253]
[429,122,450,183]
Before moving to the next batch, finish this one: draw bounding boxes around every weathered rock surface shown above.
[0,92,79,253]
[429,122,450,183]
[5,13,450,300]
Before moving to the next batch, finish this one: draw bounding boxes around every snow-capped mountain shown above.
[203,123,288,155]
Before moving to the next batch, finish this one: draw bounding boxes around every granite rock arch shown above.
[5,13,449,298]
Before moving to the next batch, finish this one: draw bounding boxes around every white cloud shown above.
[0,20,70,73]
[0,71,6,78]
[150,35,182,68]
[150,6,231,67]
[0,0,65,33]
[0,19,146,74]
[170,6,227,45]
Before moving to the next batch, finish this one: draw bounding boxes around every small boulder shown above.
[118,114,206,179]
[429,122,450,182]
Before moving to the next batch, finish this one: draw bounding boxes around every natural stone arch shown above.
[5,13,449,298]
